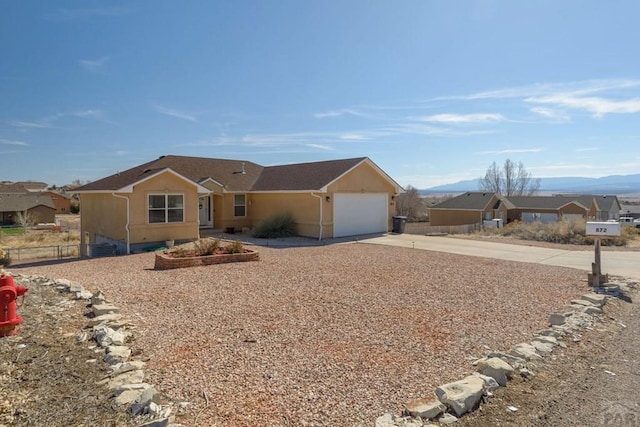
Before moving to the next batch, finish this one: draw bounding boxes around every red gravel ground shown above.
[9,242,587,426]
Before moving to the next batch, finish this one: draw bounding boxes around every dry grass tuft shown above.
[479,219,638,246]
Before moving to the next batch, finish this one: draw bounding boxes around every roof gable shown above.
[0,194,56,212]
[431,192,499,211]
[75,155,263,193]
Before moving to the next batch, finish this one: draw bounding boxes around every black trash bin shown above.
[392,216,407,233]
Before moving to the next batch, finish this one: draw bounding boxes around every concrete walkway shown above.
[360,234,640,280]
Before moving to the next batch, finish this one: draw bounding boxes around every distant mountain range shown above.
[422,173,640,195]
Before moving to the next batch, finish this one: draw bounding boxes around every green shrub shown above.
[252,213,297,238]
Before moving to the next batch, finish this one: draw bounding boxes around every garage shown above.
[333,193,388,237]
[522,212,558,224]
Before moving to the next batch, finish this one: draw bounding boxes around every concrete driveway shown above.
[361,234,640,280]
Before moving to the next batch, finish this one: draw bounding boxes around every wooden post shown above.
[590,238,601,287]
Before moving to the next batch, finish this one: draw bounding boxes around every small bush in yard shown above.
[252,213,297,238]
[0,247,11,267]
[193,238,220,256]
[225,240,244,254]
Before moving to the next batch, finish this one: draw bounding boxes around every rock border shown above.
[376,279,638,426]
[6,271,185,427]
[153,248,259,270]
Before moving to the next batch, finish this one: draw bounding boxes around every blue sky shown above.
[2,1,640,189]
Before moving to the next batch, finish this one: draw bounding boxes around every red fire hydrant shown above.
[0,274,28,337]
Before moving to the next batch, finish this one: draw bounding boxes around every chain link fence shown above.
[5,244,80,262]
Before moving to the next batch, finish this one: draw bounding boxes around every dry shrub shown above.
[483,218,630,246]
[193,238,220,256]
[225,240,244,254]
[1,230,80,248]
[0,247,11,267]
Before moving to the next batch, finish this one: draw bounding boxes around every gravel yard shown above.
[10,242,587,426]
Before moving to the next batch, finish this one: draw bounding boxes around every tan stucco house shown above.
[75,155,403,255]
[430,192,621,226]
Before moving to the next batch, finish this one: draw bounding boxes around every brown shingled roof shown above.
[76,155,378,193]
[0,193,55,212]
[76,155,263,192]
[252,157,366,191]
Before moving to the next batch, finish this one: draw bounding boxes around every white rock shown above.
[88,313,123,327]
[104,345,131,365]
[509,343,543,361]
[530,340,554,354]
[549,313,567,326]
[436,375,485,417]
[110,360,146,375]
[476,357,515,387]
[93,303,120,317]
[114,389,144,406]
[375,413,397,427]
[404,395,446,419]
[107,369,145,389]
[582,306,603,315]
[581,293,607,307]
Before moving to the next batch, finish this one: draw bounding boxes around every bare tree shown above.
[15,210,39,228]
[479,159,540,196]
[395,185,426,221]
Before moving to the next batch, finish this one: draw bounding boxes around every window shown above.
[234,194,246,217]
[148,194,184,223]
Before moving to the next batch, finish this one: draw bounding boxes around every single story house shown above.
[429,192,505,226]
[0,193,56,225]
[0,182,71,214]
[75,155,403,255]
[429,192,621,226]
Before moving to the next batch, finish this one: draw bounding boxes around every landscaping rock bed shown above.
[154,248,259,270]
[7,243,592,426]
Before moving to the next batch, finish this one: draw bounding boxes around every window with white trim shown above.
[148,194,184,223]
[234,194,246,217]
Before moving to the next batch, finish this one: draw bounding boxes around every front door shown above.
[199,196,213,227]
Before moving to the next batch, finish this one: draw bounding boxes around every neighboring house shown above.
[0,181,48,193]
[429,192,505,226]
[40,191,72,214]
[0,193,56,225]
[429,192,622,226]
[75,155,403,255]
[0,183,72,215]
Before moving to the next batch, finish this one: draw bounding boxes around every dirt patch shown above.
[457,285,640,427]
[0,278,137,426]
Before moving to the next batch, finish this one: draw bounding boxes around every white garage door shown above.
[333,193,388,238]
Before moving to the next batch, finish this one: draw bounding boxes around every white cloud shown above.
[339,133,371,140]
[478,148,543,155]
[78,56,110,72]
[8,120,49,129]
[154,105,198,122]
[314,108,371,119]
[305,144,334,151]
[458,78,640,101]
[420,113,505,124]
[530,107,570,122]
[526,95,640,118]
[0,138,29,146]
[73,109,104,119]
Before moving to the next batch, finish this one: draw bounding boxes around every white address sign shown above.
[586,221,621,237]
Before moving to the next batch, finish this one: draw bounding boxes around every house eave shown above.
[322,158,405,194]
